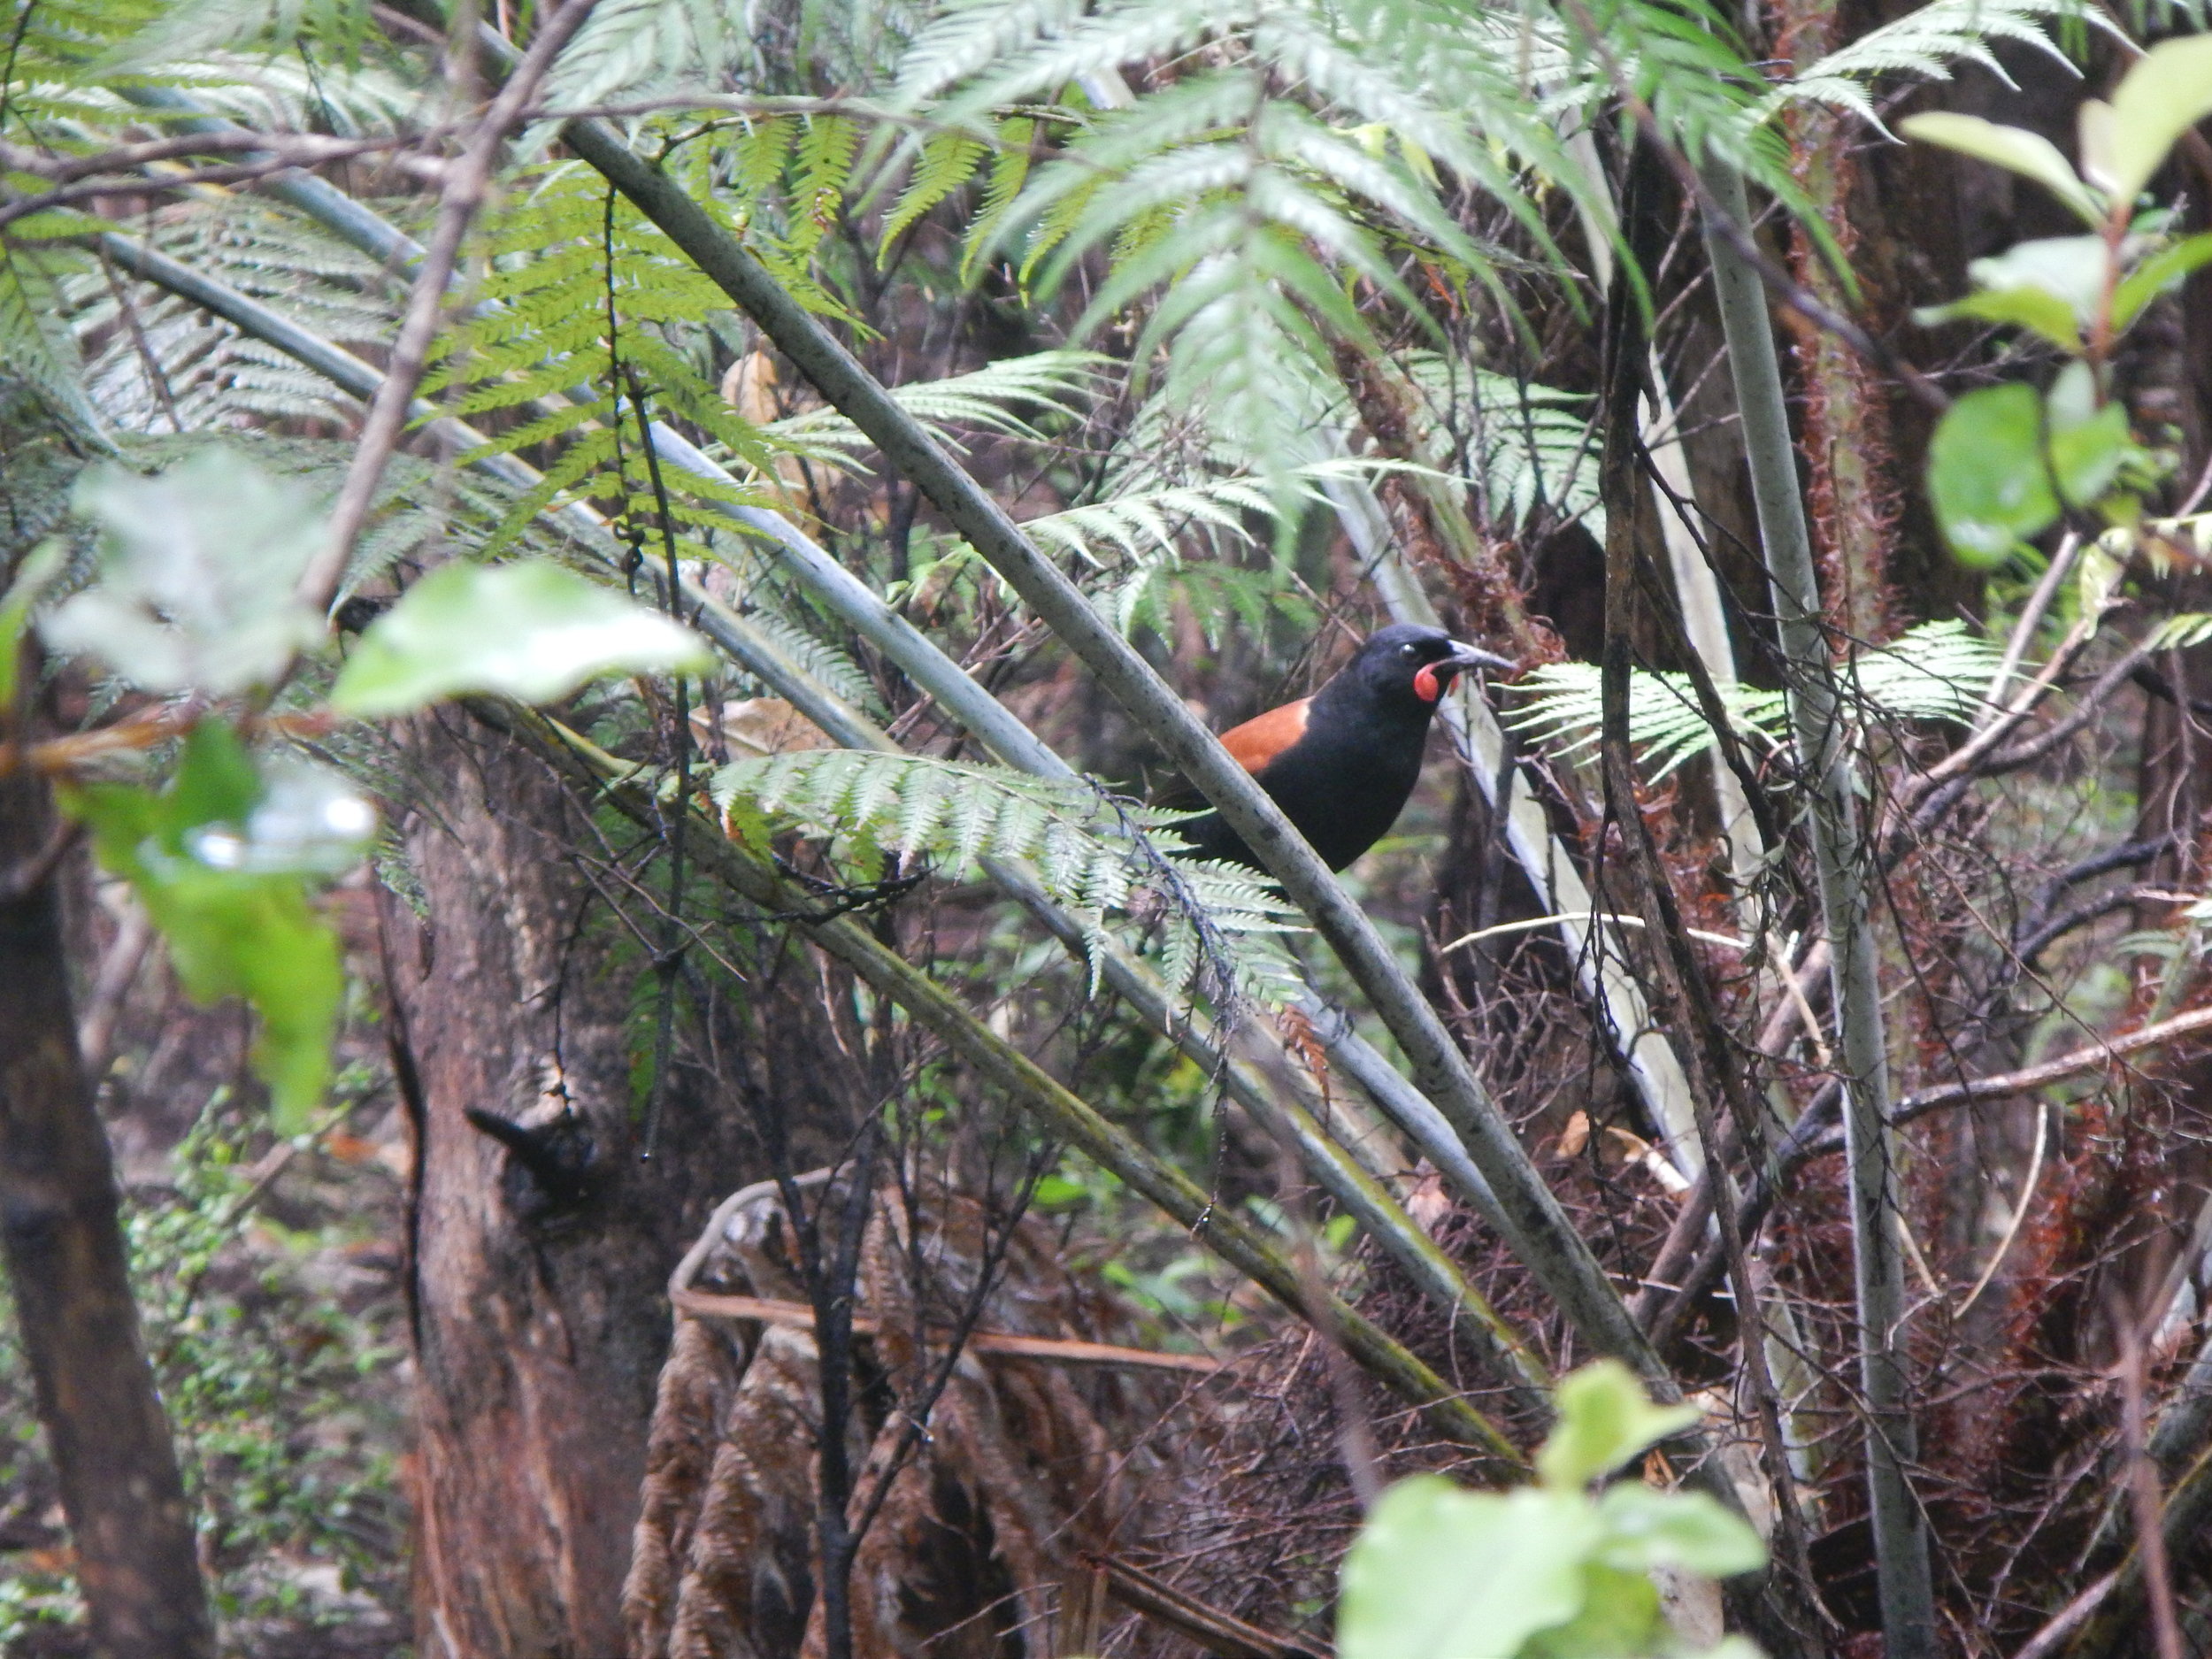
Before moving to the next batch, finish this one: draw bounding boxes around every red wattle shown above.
[1413,663,1441,703]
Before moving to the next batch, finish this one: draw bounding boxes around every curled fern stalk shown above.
[711,749,1303,1000]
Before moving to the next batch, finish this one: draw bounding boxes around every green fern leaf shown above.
[879,128,992,257]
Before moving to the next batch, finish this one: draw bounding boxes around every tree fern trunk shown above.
[1771,42,1896,647]
[378,718,764,1657]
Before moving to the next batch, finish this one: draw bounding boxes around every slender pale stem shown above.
[1699,157,1936,1657]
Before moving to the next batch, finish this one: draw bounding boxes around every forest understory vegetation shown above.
[4,1,2212,1657]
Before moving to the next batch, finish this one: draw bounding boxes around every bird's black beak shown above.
[1444,641,1517,677]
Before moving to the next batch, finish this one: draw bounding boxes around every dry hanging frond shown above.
[623,1174,1216,1659]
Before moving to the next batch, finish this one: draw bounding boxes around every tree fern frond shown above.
[713,749,1299,997]
[1118,560,1321,649]
[958,115,1039,282]
[1440,366,1605,534]
[1508,662,1779,778]
[779,114,864,269]
[1506,620,2007,777]
[713,589,887,716]
[908,0,1231,119]
[103,0,378,73]
[889,0,1091,105]
[1771,0,2094,130]
[1,242,104,440]
[1018,457,1378,645]
[877,127,992,257]
[68,196,403,434]
[1024,475,1279,566]
[1841,618,2009,724]
[888,0,1601,479]
[762,349,1107,457]
[539,0,740,109]
[141,53,428,133]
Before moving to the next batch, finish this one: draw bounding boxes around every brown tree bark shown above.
[0,764,212,1659]
[376,710,769,1659]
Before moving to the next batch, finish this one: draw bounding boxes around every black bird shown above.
[1172,623,1515,872]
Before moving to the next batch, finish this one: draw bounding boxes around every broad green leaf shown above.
[1928,382,2058,566]
[1520,1563,1667,1659]
[1917,234,2111,351]
[331,560,713,717]
[65,722,365,1132]
[2106,34,2212,206]
[1969,235,2108,322]
[1915,287,2081,353]
[1898,111,2102,225]
[2113,231,2212,332]
[1338,1478,1596,1659]
[2045,362,2132,508]
[1593,1483,1768,1578]
[40,449,329,695]
[1536,1361,1701,1489]
[2078,98,2119,198]
[186,762,380,878]
[0,541,65,713]
[141,864,343,1133]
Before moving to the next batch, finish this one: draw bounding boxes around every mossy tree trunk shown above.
[375,711,766,1658]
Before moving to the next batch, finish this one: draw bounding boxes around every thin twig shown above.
[0,148,447,230]
[1955,1102,2047,1318]
[1886,1004,2212,1131]
[2117,1308,2187,1659]
[671,1288,1224,1372]
[0,127,434,180]
[0,815,79,901]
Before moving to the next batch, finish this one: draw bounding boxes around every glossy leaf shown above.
[1898,111,2101,224]
[1915,286,2080,353]
[1593,1484,1768,1577]
[1928,382,2058,566]
[1338,1363,1765,1659]
[0,541,64,713]
[2106,34,2212,206]
[65,722,366,1132]
[2078,97,2119,199]
[2113,230,2212,332]
[1520,1563,1666,1659]
[1970,235,2108,320]
[2045,363,2132,509]
[1537,1360,1701,1489]
[39,449,329,695]
[1915,234,2108,349]
[1338,1479,1596,1659]
[330,559,713,717]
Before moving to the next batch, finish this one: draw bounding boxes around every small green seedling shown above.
[1338,1361,1765,1659]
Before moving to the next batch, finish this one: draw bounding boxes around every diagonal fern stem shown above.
[1697,156,1937,1656]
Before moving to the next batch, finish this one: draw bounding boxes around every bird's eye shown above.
[1401,641,1419,657]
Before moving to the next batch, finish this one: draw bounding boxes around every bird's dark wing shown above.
[1149,696,1312,814]
[1218,697,1311,775]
